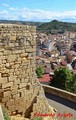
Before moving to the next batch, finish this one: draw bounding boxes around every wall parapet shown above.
[42,84,76,103]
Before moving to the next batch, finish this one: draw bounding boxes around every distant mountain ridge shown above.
[1,20,76,34]
[0,20,43,27]
[37,20,76,34]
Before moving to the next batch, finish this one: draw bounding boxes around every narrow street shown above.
[45,92,76,120]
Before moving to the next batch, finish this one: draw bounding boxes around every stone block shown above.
[27,57,33,60]
[9,43,15,47]
[1,73,9,77]
[12,64,19,69]
[9,69,14,73]
[5,63,11,68]
[10,35,16,41]
[4,91,11,97]
[15,70,20,75]
[0,56,6,60]
[19,83,26,88]
[0,60,2,64]
[8,55,17,61]
[18,88,25,93]
[6,99,15,111]
[2,82,13,89]
[12,50,22,54]
[14,79,20,85]
[20,53,28,57]
[26,48,35,52]
[3,50,11,55]
[2,60,7,64]
[2,97,10,103]
[21,57,28,63]
[11,85,18,95]
[0,52,3,56]
[0,48,4,52]
[0,77,8,84]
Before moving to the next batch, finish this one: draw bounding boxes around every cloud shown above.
[2,4,9,7]
[17,9,76,22]
[9,7,16,11]
[2,3,16,11]
[0,7,76,22]
[0,10,18,20]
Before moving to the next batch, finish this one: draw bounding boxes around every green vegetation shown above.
[1,19,76,34]
[31,117,42,120]
[37,20,76,34]
[49,67,76,93]
[36,66,43,78]
[0,20,43,26]
[2,108,10,120]
[72,74,76,94]
[50,67,72,89]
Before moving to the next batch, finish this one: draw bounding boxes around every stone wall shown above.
[0,24,55,119]
[42,84,76,103]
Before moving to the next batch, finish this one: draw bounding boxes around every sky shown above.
[0,0,76,22]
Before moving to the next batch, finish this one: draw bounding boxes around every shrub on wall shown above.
[49,67,72,90]
[36,66,43,78]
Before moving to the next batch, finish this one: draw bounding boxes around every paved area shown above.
[45,93,76,120]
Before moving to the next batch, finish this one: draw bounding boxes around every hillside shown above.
[1,20,76,34]
[37,20,76,34]
[0,20,43,26]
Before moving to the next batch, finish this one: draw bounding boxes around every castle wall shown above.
[0,24,55,119]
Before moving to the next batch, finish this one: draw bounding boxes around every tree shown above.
[36,66,43,78]
[72,74,76,94]
[49,67,72,90]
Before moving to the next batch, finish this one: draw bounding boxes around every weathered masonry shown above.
[0,24,55,119]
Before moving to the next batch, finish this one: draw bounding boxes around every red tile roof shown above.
[72,70,76,73]
[44,67,50,71]
[36,56,40,60]
[60,61,67,66]
[39,74,50,82]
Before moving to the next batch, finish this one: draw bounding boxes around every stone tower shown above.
[0,24,55,119]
